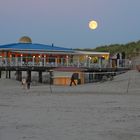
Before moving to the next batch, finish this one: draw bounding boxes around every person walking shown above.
[70,73,77,86]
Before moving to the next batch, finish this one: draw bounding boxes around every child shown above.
[22,78,26,89]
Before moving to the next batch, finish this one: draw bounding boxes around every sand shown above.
[0,70,140,140]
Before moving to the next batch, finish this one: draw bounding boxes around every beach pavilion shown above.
[0,36,75,67]
[0,36,110,68]
[0,36,111,84]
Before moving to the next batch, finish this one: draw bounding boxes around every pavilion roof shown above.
[0,43,73,52]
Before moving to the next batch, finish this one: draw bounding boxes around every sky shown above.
[0,0,140,49]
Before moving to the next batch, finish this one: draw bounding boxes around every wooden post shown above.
[49,70,53,85]
[9,70,11,79]
[0,71,1,78]
[27,70,31,82]
[38,71,42,83]
[6,71,8,79]
[19,71,22,81]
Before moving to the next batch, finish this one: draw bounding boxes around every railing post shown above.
[110,59,112,68]
[44,55,46,67]
[84,56,88,67]
[55,58,58,67]
[33,56,35,66]
[20,55,23,66]
[77,56,80,67]
[61,58,63,66]
[66,56,69,67]
[88,57,91,68]
[117,59,120,68]
[15,57,18,66]
[98,58,102,68]
[38,55,41,66]
[5,57,7,66]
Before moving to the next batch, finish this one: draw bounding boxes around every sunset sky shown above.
[0,0,140,48]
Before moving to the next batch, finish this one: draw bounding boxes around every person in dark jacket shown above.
[70,73,78,86]
[26,78,31,89]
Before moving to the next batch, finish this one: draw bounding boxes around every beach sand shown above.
[0,70,140,140]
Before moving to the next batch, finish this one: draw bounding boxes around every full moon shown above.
[89,20,98,30]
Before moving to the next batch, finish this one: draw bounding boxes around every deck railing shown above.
[0,57,132,69]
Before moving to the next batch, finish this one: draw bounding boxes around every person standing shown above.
[21,78,26,89]
[26,77,31,89]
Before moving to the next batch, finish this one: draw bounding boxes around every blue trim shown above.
[0,43,73,52]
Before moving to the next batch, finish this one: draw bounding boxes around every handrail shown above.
[0,57,132,68]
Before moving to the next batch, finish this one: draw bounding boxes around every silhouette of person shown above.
[70,73,78,86]
[26,77,31,89]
